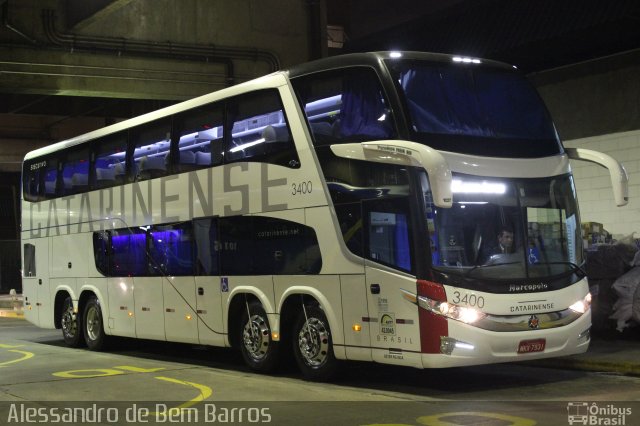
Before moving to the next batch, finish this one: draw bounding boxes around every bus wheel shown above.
[293,305,338,381]
[240,301,279,372]
[83,296,107,351]
[61,296,83,347]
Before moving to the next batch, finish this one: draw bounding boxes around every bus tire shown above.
[239,301,279,372]
[61,296,84,347]
[83,296,108,351]
[292,305,338,381]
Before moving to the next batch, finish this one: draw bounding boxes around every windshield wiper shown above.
[535,261,587,277]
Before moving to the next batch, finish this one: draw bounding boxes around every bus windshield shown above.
[387,59,562,158]
[423,173,583,280]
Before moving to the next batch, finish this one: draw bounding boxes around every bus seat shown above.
[72,172,88,190]
[262,125,288,142]
[139,155,166,180]
[310,121,332,136]
[96,167,116,182]
[196,151,211,166]
[44,179,56,195]
[140,155,166,171]
[179,150,196,165]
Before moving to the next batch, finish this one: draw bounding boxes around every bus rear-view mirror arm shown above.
[565,147,629,207]
[330,141,453,208]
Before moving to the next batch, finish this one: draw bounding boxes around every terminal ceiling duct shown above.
[41,9,281,86]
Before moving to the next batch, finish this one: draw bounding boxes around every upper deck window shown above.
[291,67,396,146]
[386,60,562,158]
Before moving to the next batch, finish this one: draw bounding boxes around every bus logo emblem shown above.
[380,313,395,335]
[528,315,540,329]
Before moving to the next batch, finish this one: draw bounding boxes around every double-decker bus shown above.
[21,51,628,381]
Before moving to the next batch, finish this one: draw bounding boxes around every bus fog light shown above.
[578,328,590,341]
[440,337,475,355]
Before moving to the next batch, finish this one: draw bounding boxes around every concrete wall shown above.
[564,130,640,239]
[531,50,640,239]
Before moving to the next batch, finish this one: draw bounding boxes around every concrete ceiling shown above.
[340,0,640,73]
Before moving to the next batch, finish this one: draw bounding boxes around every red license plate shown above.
[517,338,546,354]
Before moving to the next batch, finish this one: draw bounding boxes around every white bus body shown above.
[21,52,627,380]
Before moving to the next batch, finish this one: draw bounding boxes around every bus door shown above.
[133,277,165,341]
[195,276,224,346]
[22,238,49,327]
[107,277,136,338]
[163,277,198,344]
[193,218,224,346]
[364,200,422,365]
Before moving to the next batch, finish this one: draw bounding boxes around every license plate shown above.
[517,338,546,354]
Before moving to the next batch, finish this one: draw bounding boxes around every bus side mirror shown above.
[565,148,629,207]
[331,141,453,208]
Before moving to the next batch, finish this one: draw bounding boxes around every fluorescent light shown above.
[451,179,506,194]
[229,138,265,153]
[452,56,481,64]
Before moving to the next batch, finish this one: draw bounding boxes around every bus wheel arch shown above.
[229,293,279,373]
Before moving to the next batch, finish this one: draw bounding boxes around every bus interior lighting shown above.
[229,138,265,153]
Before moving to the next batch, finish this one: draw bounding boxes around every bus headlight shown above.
[419,298,486,324]
[569,293,592,314]
[401,287,485,324]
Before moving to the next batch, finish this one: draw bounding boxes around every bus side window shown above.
[291,67,396,146]
[252,216,322,275]
[110,228,148,276]
[363,198,413,273]
[93,131,128,190]
[219,216,254,275]
[130,119,172,182]
[193,218,219,276]
[174,103,224,173]
[24,243,36,276]
[149,223,194,276]
[93,231,110,276]
[226,90,300,168]
[60,146,90,196]
[43,163,59,198]
[23,157,55,202]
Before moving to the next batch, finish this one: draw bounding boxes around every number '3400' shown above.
[291,181,312,195]
[452,291,485,308]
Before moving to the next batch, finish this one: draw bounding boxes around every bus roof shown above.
[286,51,515,78]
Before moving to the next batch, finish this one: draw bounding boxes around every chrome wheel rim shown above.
[297,317,329,367]
[61,303,76,338]
[85,305,101,341]
[242,314,270,361]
